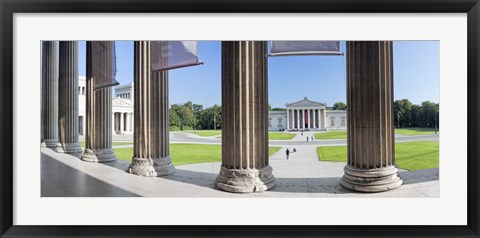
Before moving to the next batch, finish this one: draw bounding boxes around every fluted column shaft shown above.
[41,41,59,149]
[341,41,402,192]
[216,41,275,193]
[56,41,82,157]
[82,41,116,163]
[322,109,327,130]
[128,41,175,177]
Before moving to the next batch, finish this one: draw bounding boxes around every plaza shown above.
[42,130,439,197]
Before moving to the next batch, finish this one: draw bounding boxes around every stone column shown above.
[341,41,402,192]
[112,113,115,134]
[56,41,83,157]
[119,112,124,134]
[41,41,59,149]
[303,110,306,129]
[313,109,317,129]
[322,109,327,130]
[128,41,175,177]
[81,41,116,163]
[216,41,274,193]
[307,109,311,129]
[286,110,290,130]
[130,112,134,132]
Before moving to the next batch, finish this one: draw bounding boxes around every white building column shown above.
[286,110,290,130]
[322,109,327,130]
[56,41,83,157]
[112,113,115,134]
[120,112,124,134]
[313,109,317,129]
[130,112,134,132]
[41,41,59,149]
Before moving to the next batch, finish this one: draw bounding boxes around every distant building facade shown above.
[78,77,134,135]
[79,80,345,134]
[268,97,347,131]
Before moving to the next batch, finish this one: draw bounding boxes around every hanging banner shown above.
[151,41,202,72]
[92,41,119,90]
[270,41,342,56]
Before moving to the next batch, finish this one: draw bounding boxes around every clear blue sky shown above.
[78,41,439,108]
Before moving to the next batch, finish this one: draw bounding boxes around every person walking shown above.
[311,136,315,141]
[307,137,309,142]
[286,148,290,160]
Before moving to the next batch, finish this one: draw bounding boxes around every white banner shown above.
[151,41,201,72]
[92,41,119,90]
[270,41,342,56]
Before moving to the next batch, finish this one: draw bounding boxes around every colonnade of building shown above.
[41,40,402,193]
[113,112,134,134]
[286,109,327,130]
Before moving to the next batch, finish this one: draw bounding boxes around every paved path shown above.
[81,132,439,147]
[61,132,440,197]
[41,146,439,198]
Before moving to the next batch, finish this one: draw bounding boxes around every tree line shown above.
[169,99,438,130]
[169,101,221,131]
[394,99,439,128]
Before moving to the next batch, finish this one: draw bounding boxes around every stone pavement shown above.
[41,145,439,198]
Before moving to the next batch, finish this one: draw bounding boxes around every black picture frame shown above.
[1,1,479,237]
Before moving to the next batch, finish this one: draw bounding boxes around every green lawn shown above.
[269,146,282,156]
[314,128,438,140]
[395,127,438,135]
[268,132,296,140]
[79,140,132,148]
[114,144,282,165]
[316,141,439,171]
[181,130,296,140]
[314,131,347,139]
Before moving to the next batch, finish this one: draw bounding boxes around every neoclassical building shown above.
[78,77,134,135]
[80,81,346,134]
[268,97,346,131]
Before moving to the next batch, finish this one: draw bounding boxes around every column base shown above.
[81,148,117,163]
[55,142,83,157]
[216,165,275,193]
[41,139,58,150]
[128,156,175,177]
[341,165,403,192]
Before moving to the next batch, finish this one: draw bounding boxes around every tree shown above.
[417,101,438,128]
[191,103,204,130]
[170,104,194,130]
[272,107,286,111]
[332,102,347,110]
[169,109,180,130]
[394,99,413,128]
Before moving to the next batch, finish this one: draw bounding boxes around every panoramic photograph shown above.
[40,40,439,197]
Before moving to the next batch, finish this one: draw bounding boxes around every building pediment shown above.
[112,98,133,107]
[285,97,326,108]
